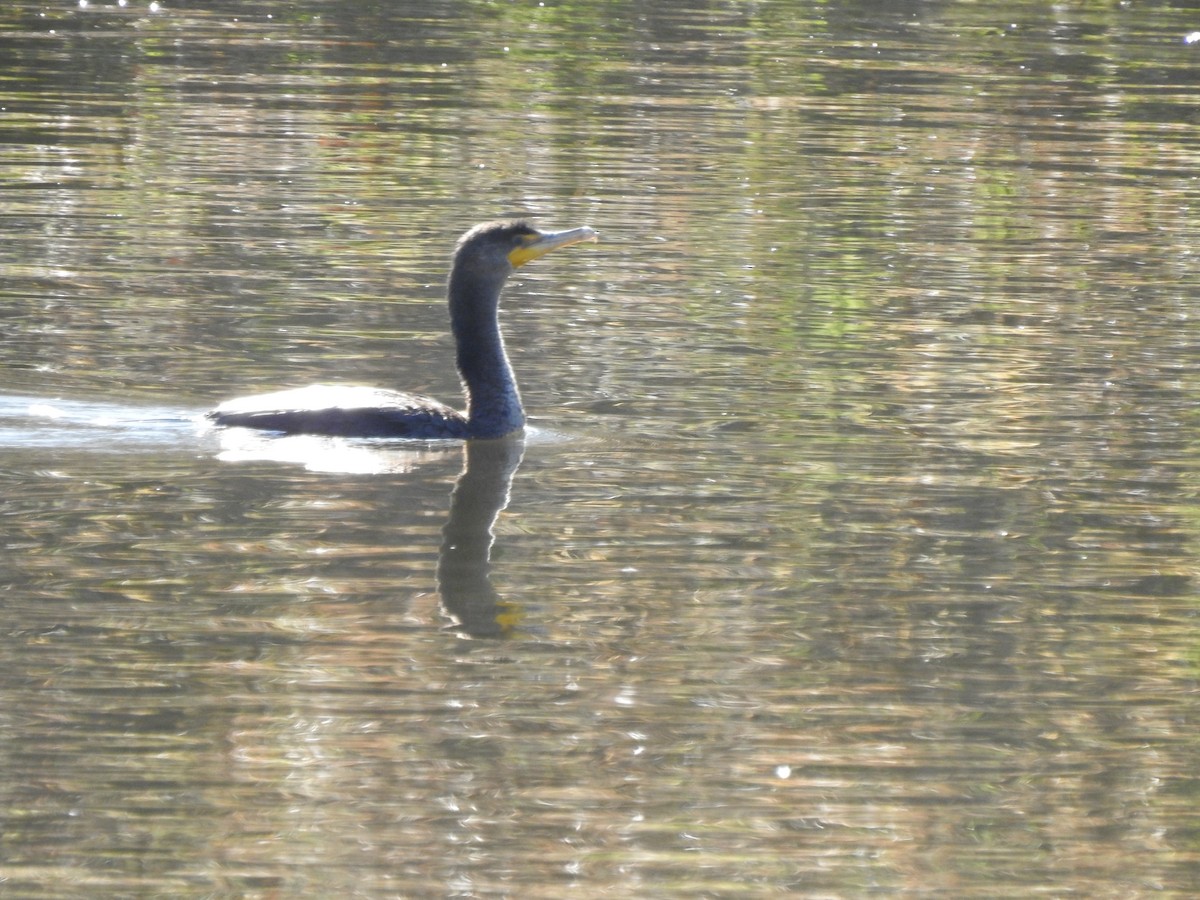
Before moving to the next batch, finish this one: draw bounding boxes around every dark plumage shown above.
[207,219,597,439]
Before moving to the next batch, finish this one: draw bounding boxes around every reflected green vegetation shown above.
[2,0,1200,896]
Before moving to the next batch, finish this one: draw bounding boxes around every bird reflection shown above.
[213,427,528,636]
[437,436,526,637]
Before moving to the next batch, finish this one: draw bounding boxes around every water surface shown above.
[3,1,1200,896]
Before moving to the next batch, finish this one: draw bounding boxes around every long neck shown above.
[448,265,525,438]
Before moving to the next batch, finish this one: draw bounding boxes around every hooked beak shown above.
[508,226,598,268]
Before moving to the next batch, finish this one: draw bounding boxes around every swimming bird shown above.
[207,219,597,439]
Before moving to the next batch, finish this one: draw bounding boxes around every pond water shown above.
[3,0,1200,896]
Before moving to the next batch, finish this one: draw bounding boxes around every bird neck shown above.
[448,266,525,438]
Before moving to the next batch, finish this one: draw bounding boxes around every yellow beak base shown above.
[508,226,598,268]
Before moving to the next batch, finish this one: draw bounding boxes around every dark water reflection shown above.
[437,437,526,638]
[4,0,1200,896]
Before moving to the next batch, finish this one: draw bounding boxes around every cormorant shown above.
[207,219,597,439]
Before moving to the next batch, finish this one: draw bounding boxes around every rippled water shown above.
[3,1,1200,896]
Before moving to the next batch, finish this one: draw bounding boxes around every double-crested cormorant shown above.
[207,219,597,439]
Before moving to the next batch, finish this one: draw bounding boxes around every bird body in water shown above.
[207,219,597,439]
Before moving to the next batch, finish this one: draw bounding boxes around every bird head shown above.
[455,219,598,275]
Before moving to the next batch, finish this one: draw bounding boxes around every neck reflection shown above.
[437,435,526,637]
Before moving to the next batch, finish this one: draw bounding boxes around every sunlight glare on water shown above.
[2,1,1200,896]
